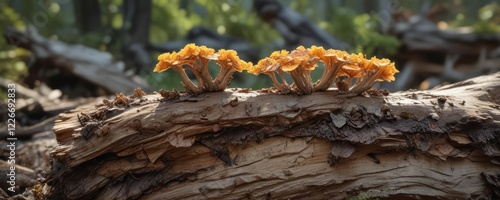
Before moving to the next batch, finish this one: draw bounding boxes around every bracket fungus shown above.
[248,46,399,95]
[155,44,398,95]
[154,43,251,93]
[346,56,399,94]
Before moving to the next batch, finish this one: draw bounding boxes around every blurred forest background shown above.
[1,0,499,99]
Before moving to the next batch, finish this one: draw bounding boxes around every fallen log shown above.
[3,27,152,94]
[0,131,56,196]
[42,72,500,199]
[0,78,109,139]
[389,15,500,92]
[0,160,37,195]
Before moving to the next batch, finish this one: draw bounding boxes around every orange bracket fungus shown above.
[155,44,398,95]
[154,43,251,93]
[346,56,399,94]
[248,46,398,95]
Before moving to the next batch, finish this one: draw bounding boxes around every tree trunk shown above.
[43,72,500,199]
[74,0,102,33]
[121,0,152,75]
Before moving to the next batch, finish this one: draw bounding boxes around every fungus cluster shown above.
[154,44,398,95]
[154,44,251,93]
[249,46,399,94]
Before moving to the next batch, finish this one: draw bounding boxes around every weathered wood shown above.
[389,16,500,92]
[0,78,41,99]
[0,160,37,195]
[0,131,57,196]
[15,131,58,172]
[0,131,57,197]
[3,27,152,94]
[0,82,107,139]
[43,72,500,199]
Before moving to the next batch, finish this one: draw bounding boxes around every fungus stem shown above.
[314,61,343,91]
[182,65,203,88]
[268,73,291,93]
[216,68,236,90]
[172,67,201,93]
[214,67,230,87]
[349,68,383,94]
[277,71,290,87]
[200,64,217,92]
[290,68,313,94]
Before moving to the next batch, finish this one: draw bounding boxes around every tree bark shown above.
[121,0,152,75]
[74,0,102,33]
[43,72,500,199]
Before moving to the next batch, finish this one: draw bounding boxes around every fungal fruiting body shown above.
[249,46,399,94]
[154,43,251,93]
[154,44,398,95]
[248,50,293,94]
[347,56,398,94]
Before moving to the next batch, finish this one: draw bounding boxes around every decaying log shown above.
[0,78,109,138]
[0,131,57,196]
[3,27,151,94]
[43,72,500,199]
[0,160,37,195]
[14,131,58,173]
[389,15,500,92]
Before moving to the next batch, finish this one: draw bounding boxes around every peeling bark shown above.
[44,72,500,199]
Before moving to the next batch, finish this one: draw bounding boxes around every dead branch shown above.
[3,27,151,94]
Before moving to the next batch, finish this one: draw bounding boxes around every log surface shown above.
[45,72,500,199]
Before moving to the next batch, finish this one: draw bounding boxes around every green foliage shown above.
[149,0,280,46]
[0,0,28,89]
[0,49,29,81]
[450,2,500,33]
[192,0,279,46]
[353,14,400,56]
[145,0,199,91]
[449,13,468,28]
[473,2,500,33]
[0,49,29,101]
[100,0,123,29]
[0,2,25,33]
[150,0,198,43]
[0,0,25,48]
[145,71,183,91]
[473,20,500,33]
[323,8,359,44]
[286,3,400,57]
